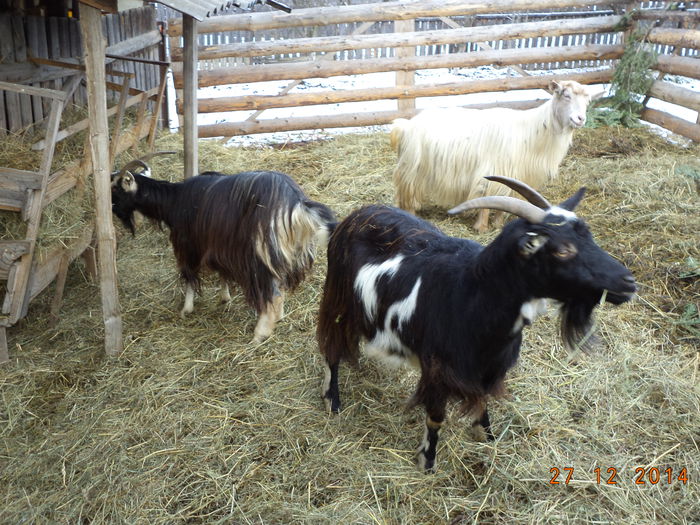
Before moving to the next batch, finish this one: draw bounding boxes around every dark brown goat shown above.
[112,160,336,342]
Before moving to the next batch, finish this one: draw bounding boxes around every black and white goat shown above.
[111,159,336,343]
[317,176,636,471]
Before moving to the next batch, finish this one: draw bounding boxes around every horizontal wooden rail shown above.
[168,0,627,36]
[0,80,68,100]
[188,70,612,113]
[199,99,548,138]
[654,54,700,80]
[174,44,623,88]
[647,27,700,49]
[0,168,43,190]
[648,80,700,112]
[641,107,700,142]
[172,15,624,62]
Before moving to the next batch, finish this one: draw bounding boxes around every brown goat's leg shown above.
[473,209,490,233]
[251,289,285,343]
[321,359,341,413]
[417,398,447,472]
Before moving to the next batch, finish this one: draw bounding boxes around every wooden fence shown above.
[167,0,700,142]
[0,6,163,133]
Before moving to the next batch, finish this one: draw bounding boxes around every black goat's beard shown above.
[559,297,598,351]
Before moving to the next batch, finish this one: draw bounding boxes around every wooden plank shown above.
[182,14,198,179]
[0,168,43,190]
[0,190,24,211]
[148,64,169,150]
[641,107,700,143]
[175,44,624,88]
[108,74,131,167]
[0,80,68,100]
[0,241,30,281]
[48,17,64,92]
[655,54,700,80]
[168,0,626,36]
[26,17,45,123]
[12,15,33,128]
[395,19,415,113]
[198,99,547,137]
[0,327,7,364]
[172,15,624,61]
[80,4,123,356]
[647,27,700,49]
[648,79,700,112]
[31,85,158,150]
[28,225,93,304]
[0,16,22,132]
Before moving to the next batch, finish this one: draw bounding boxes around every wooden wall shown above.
[0,5,162,134]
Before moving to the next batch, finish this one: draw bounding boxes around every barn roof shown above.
[154,1,237,20]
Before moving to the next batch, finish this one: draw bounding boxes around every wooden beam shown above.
[171,15,624,62]
[395,19,415,114]
[168,0,626,36]
[189,69,612,113]
[641,107,700,143]
[648,79,700,112]
[175,45,624,88]
[197,99,547,138]
[654,54,700,80]
[647,27,700,49]
[182,14,198,179]
[0,80,68,100]
[80,4,123,357]
[79,0,118,13]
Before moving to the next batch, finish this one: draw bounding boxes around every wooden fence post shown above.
[395,18,415,114]
[183,14,198,179]
[79,4,123,357]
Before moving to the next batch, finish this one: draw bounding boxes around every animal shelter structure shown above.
[0,0,233,361]
[1,0,699,362]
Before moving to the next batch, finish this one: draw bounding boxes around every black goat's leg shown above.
[471,402,495,441]
[321,359,341,413]
[417,397,447,472]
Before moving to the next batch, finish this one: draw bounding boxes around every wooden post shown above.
[182,14,198,179]
[79,4,123,357]
[395,19,415,114]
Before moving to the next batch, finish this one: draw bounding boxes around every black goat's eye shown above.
[553,243,578,260]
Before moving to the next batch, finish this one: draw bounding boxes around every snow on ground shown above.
[166,65,700,146]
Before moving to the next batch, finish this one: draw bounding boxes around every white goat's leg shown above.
[252,288,285,343]
[219,279,231,303]
[180,283,195,318]
[473,209,491,233]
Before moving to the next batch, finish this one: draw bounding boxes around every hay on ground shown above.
[1,126,698,524]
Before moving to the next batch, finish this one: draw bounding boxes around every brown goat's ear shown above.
[520,232,548,258]
[559,187,586,211]
[120,173,138,193]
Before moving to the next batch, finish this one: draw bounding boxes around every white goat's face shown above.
[550,80,604,130]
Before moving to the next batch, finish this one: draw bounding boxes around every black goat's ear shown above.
[519,232,548,258]
[559,187,586,211]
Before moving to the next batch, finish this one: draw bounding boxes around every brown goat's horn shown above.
[138,150,177,163]
[485,176,551,210]
[448,196,547,224]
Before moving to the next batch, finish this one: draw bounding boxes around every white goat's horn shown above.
[485,176,551,210]
[448,196,547,224]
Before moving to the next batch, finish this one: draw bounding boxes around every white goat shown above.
[390,80,604,231]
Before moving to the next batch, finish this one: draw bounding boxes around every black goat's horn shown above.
[448,196,546,224]
[485,176,552,210]
[118,151,177,177]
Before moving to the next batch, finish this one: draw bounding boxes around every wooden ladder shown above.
[0,75,83,363]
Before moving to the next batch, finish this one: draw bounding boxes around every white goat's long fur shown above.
[391,81,601,215]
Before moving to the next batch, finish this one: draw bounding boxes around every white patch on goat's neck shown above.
[512,298,549,334]
[365,277,422,369]
[354,255,404,321]
[547,206,577,221]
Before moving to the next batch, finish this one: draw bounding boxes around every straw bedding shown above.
[1,126,698,524]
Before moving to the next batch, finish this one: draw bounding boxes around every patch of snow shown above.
[166,65,699,147]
